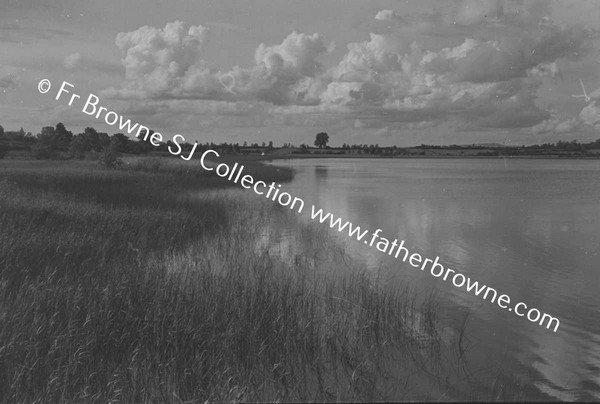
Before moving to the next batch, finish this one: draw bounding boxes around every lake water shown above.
[266,157,600,401]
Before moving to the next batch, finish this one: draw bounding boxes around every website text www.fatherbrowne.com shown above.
[39,79,561,333]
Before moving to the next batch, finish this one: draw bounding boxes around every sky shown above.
[1,0,600,146]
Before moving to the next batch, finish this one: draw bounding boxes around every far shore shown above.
[181,149,600,164]
[253,153,600,161]
[140,144,600,163]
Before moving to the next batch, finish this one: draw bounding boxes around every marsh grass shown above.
[0,158,453,403]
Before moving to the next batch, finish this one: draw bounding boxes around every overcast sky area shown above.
[2,0,600,146]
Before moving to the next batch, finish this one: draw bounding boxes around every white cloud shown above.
[101,6,592,135]
[315,11,590,129]
[113,20,212,97]
[106,22,331,105]
[580,101,600,126]
[375,10,398,21]
[254,31,326,77]
[63,52,82,69]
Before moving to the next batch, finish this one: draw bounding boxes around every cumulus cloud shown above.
[110,20,212,98]
[103,2,593,135]
[374,10,399,21]
[232,31,329,104]
[453,28,587,83]
[532,113,581,134]
[105,21,330,105]
[580,101,600,126]
[315,5,591,129]
[254,31,327,77]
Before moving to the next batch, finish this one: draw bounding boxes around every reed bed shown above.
[0,158,449,403]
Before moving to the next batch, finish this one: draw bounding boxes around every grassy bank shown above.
[0,158,454,402]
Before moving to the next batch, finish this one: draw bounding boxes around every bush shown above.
[31,143,58,160]
[98,147,122,169]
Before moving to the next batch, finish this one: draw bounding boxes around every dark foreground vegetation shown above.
[0,158,464,402]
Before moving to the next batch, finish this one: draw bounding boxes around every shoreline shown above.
[203,152,600,165]
[0,158,467,402]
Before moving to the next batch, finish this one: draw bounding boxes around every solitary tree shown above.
[314,132,329,148]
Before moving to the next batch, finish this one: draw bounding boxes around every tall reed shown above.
[0,159,450,402]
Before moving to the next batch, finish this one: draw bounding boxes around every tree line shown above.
[0,123,331,162]
[2,122,600,162]
[0,123,231,162]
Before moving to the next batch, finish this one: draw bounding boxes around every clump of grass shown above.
[126,156,162,172]
[0,158,451,402]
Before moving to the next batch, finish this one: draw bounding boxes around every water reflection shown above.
[314,165,329,180]
[268,157,600,400]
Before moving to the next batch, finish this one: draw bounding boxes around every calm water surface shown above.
[265,158,600,401]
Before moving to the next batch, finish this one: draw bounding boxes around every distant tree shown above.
[40,126,55,138]
[83,127,100,150]
[97,132,110,151]
[268,141,274,150]
[128,135,152,154]
[314,132,329,148]
[243,141,248,147]
[53,122,72,149]
[80,127,110,151]
[33,126,59,159]
[69,134,91,159]
[110,133,131,153]
[0,126,6,159]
